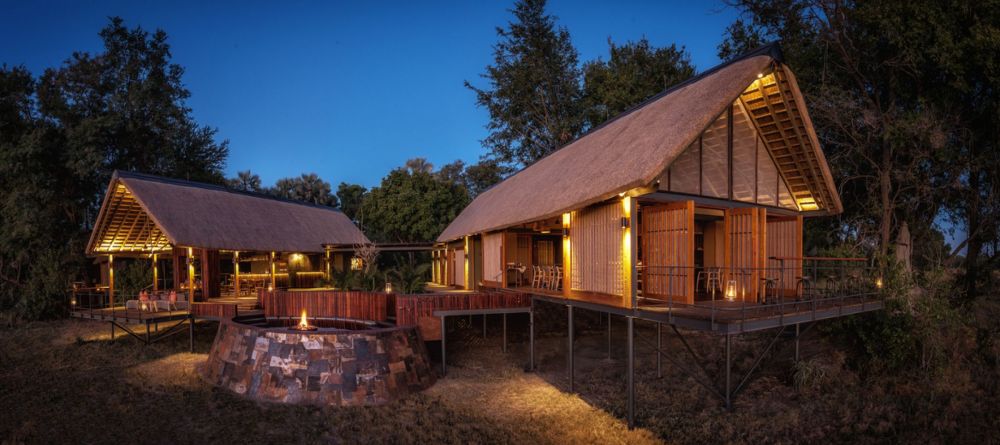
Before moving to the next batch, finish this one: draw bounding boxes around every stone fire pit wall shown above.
[202,316,436,406]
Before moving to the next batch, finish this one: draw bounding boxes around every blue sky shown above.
[1,1,740,188]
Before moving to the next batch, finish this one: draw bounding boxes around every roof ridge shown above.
[475,43,782,197]
[113,170,347,214]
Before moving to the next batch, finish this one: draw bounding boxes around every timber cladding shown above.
[260,290,392,321]
[641,201,695,304]
[570,201,624,297]
[395,292,531,341]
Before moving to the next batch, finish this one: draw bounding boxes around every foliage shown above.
[271,172,337,207]
[719,0,1000,300]
[387,257,430,294]
[404,157,434,174]
[226,170,262,192]
[466,0,583,170]
[116,260,152,303]
[581,38,695,129]
[359,167,469,242]
[335,182,367,222]
[0,18,228,319]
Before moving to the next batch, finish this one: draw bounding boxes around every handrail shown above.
[768,256,869,262]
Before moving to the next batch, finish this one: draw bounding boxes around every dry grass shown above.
[0,318,655,445]
[3,311,997,444]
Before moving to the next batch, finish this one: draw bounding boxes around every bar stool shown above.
[696,268,722,295]
[553,266,563,290]
[795,276,814,300]
[759,277,779,304]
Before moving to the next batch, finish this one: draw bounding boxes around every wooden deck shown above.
[70,306,192,324]
[511,286,883,334]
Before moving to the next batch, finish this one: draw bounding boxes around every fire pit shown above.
[201,313,436,406]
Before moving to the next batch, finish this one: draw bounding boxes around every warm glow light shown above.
[875,277,883,289]
[796,198,819,211]
[725,280,737,301]
[384,282,393,293]
[267,285,274,292]
[562,213,571,226]
[350,257,363,271]
[757,72,764,79]
[298,308,309,329]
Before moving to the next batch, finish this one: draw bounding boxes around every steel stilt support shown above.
[794,323,800,363]
[529,301,535,371]
[627,316,635,429]
[483,313,487,338]
[724,334,732,410]
[568,305,574,392]
[656,322,662,378]
[145,321,151,345]
[502,313,508,353]
[440,316,447,375]
[110,322,115,341]
[607,313,613,359]
[188,316,194,352]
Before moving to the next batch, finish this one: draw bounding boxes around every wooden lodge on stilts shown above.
[432,44,885,426]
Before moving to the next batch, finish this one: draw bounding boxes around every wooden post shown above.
[187,247,195,303]
[108,254,115,308]
[562,213,572,298]
[324,249,331,282]
[152,253,159,292]
[269,251,276,291]
[233,251,241,297]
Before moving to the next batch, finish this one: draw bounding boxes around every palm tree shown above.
[228,170,262,192]
[273,173,337,207]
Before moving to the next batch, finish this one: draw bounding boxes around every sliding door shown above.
[724,207,767,302]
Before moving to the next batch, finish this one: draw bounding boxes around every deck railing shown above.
[636,257,882,326]
[67,287,193,320]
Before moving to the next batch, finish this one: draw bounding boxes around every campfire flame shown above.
[298,308,309,329]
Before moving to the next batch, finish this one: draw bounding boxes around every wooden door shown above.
[452,249,465,288]
[723,208,766,302]
[641,201,695,304]
[766,215,802,296]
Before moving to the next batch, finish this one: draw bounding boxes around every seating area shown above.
[530,265,563,290]
[125,290,190,312]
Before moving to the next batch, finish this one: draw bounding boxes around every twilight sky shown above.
[1,0,740,188]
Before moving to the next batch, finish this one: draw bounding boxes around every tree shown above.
[272,173,337,207]
[404,157,434,174]
[463,159,504,197]
[336,182,367,222]
[0,18,230,318]
[227,170,262,192]
[359,167,470,243]
[721,0,1000,301]
[466,0,583,170]
[581,38,695,128]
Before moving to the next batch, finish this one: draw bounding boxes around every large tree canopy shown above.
[272,173,338,207]
[581,38,695,129]
[359,166,470,243]
[720,0,1000,299]
[0,18,229,318]
[466,0,583,171]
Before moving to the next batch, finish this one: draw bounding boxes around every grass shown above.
[0,317,658,445]
[2,310,997,444]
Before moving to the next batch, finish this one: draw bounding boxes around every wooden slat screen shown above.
[725,207,763,302]
[766,216,803,294]
[570,201,624,296]
[641,201,695,304]
[482,232,503,284]
[452,249,465,287]
[395,292,531,341]
[260,290,390,321]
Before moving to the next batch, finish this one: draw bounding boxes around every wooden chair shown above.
[531,266,543,288]
[553,266,563,290]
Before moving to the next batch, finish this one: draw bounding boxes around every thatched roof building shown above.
[438,44,839,242]
[86,171,368,256]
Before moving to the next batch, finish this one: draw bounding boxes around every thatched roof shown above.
[86,171,369,255]
[438,45,840,242]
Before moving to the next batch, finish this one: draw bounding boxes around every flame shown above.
[875,277,884,289]
[298,308,309,329]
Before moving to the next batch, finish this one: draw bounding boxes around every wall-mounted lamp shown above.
[620,217,630,229]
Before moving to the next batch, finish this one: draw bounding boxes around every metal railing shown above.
[635,257,882,327]
[67,287,193,320]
